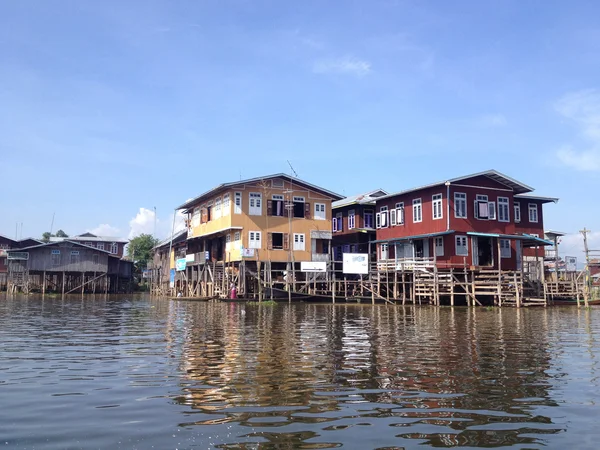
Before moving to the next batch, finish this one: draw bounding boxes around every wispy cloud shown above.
[477,114,507,127]
[555,89,600,171]
[312,56,372,77]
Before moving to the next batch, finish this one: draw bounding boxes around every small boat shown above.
[169,295,219,302]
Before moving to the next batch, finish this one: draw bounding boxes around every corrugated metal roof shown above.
[377,170,535,202]
[333,189,388,209]
[9,240,115,254]
[50,235,128,243]
[514,194,559,204]
[466,231,554,246]
[177,173,344,210]
[154,229,188,249]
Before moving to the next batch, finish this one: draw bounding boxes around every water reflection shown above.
[169,304,565,447]
[1,295,599,449]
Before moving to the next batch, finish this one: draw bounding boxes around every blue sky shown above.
[1,0,599,259]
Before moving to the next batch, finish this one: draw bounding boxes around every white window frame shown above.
[432,194,443,220]
[475,194,489,220]
[214,197,222,219]
[396,202,404,225]
[528,203,538,223]
[223,194,230,216]
[234,192,242,214]
[454,192,467,218]
[379,206,388,228]
[293,233,305,251]
[412,198,422,223]
[435,236,444,257]
[234,232,240,241]
[192,207,201,227]
[314,203,326,220]
[376,212,381,229]
[500,239,511,258]
[110,243,118,254]
[455,235,468,256]
[348,209,356,229]
[249,192,262,216]
[514,202,521,223]
[97,243,105,251]
[272,194,284,201]
[390,208,397,226]
[488,201,496,220]
[249,231,261,249]
[293,196,305,203]
[333,212,342,232]
[498,197,510,223]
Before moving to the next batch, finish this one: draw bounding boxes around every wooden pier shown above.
[150,257,588,307]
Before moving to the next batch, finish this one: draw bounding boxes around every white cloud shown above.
[554,89,600,171]
[88,223,121,237]
[128,207,157,239]
[312,56,372,77]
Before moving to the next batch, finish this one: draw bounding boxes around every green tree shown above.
[127,234,159,270]
[41,230,69,242]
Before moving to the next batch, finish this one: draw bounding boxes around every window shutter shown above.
[283,233,289,251]
[304,202,311,219]
[474,200,479,219]
[267,200,273,216]
[201,208,207,224]
[267,232,273,250]
[488,202,496,220]
[376,212,381,229]
[332,218,337,232]
[398,207,404,224]
[390,209,397,226]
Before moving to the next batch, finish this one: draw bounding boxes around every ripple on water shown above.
[1,296,600,448]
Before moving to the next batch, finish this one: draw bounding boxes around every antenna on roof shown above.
[287,160,298,178]
[49,212,55,236]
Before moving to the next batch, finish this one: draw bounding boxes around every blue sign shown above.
[169,269,175,288]
[175,258,187,271]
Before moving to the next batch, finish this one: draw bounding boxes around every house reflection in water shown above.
[164,304,561,447]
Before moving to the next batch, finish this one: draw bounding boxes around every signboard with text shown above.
[565,256,577,272]
[342,253,369,274]
[242,248,255,258]
[175,258,187,271]
[301,261,327,273]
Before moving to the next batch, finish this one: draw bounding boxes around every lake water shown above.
[1,294,599,449]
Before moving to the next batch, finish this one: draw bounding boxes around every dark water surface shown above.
[1,295,599,449]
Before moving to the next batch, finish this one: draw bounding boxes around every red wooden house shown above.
[372,170,557,271]
[331,189,387,262]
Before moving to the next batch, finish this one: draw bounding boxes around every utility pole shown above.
[580,228,591,307]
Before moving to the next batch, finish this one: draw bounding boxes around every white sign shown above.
[242,248,255,258]
[343,253,369,274]
[301,261,327,273]
[565,256,577,272]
